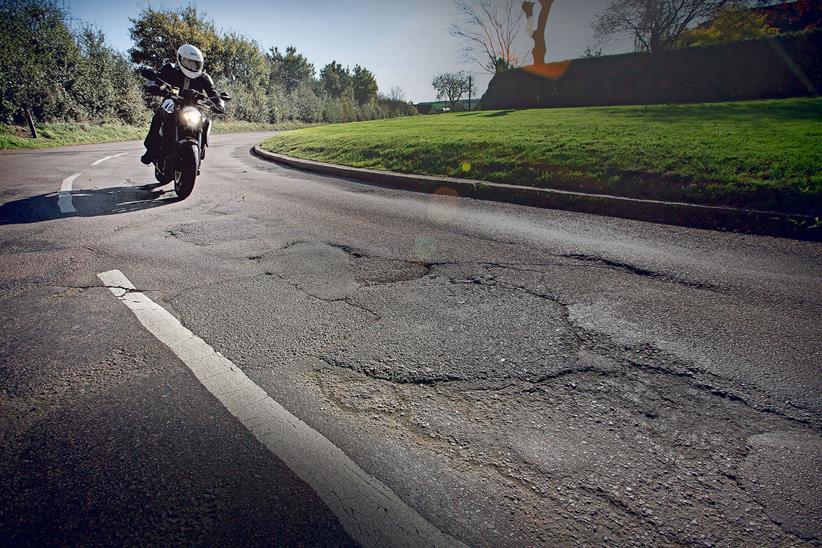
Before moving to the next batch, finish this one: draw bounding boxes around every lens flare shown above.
[522,59,572,80]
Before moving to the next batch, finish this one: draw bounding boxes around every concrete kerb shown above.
[251,146,821,241]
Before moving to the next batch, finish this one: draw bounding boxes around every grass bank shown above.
[261,98,822,213]
[0,120,309,150]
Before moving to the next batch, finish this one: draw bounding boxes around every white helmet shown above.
[177,44,204,79]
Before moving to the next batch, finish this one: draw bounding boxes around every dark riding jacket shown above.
[145,63,225,109]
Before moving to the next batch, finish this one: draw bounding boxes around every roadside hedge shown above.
[481,30,822,109]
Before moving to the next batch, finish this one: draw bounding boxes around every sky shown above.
[63,0,635,103]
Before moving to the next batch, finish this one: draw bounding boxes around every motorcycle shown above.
[140,69,231,199]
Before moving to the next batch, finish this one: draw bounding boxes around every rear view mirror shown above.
[139,68,157,80]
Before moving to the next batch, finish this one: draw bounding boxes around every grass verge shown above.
[261,98,821,213]
[0,120,309,150]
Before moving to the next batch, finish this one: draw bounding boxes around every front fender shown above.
[177,137,199,147]
[177,139,200,171]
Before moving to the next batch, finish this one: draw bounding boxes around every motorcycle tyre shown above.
[174,144,198,200]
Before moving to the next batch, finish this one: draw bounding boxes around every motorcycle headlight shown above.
[181,107,202,128]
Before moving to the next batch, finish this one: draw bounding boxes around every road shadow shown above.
[0,183,179,225]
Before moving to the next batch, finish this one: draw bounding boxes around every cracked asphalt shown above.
[1,132,820,546]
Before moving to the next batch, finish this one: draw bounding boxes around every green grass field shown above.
[261,98,822,213]
[0,120,308,150]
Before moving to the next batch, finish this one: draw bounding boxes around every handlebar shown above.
[141,68,227,113]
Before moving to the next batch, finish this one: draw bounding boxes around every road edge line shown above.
[97,269,464,548]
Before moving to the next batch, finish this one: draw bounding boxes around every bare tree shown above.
[593,0,746,54]
[432,72,476,110]
[450,0,525,74]
[389,86,406,102]
[521,0,555,65]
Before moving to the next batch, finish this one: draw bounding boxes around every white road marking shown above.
[58,173,80,214]
[91,156,112,166]
[91,152,127,166]
[97,269,462,548]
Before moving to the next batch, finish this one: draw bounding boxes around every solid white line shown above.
[91,152,128,166]
[97,270,462,548]
[58,173,80,214]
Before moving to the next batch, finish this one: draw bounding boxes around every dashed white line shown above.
[97,269,462,548]
[58,173,80,214]
[91,152,127,166]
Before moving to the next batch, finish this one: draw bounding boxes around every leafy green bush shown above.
[0,0,146,125]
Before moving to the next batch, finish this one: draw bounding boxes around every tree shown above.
[352,65,378,105]
[677,5,778,47]
[762,0,822,33]
[320,61,353,98]
[75,26,146,124]
[378,91,417,118]
[592,0,747,54]
[266,46,315,92]
[521,0,554,65]
[389,86,406,102]
[128,6,219,69]
[432,72,475,110]
[450,0,524,74]
[129,6,273,118]
[0,0,149,125]
[0,0,80,122]
[209,31,267,87]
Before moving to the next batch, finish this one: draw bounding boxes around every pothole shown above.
[322,279,580,384]
[164,217,263,246]
[349,257,430,286]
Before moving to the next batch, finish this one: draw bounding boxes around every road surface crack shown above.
[420,264,816,427]
[558,253,718,291]
[269,271,382,319]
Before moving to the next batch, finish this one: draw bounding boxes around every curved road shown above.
[1,133,820,546]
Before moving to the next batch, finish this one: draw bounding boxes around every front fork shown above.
[201,117,211,160]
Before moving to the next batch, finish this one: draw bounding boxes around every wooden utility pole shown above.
[23,107,37,138]
[468,75,472,111]
[522,0,554,65]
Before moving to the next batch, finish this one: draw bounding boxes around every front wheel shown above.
[174,143,199,199]
[154,165,173,185]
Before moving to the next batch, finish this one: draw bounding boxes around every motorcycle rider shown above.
[140,44,225,165]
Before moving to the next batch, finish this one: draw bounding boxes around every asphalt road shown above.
[1,132,820,546]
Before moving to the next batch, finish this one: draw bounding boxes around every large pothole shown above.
[323,276,580,384]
